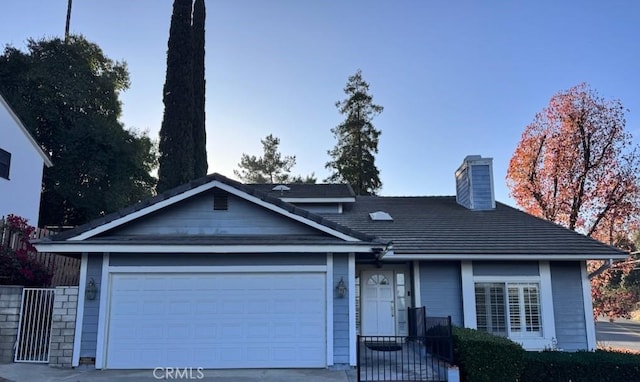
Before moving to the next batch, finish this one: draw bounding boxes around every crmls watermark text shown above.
[153,367,205,380]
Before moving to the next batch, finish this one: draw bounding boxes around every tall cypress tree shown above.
[325,70,383,195]
[192,0,207,177]
[157,0,194,193]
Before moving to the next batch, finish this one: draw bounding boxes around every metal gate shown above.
[14,288,55,363]
[357,315,453,382]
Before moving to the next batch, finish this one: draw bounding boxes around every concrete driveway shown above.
[0,363,355,382]
[596,317,640,351]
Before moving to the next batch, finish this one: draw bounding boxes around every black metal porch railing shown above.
[357,313,453,382]
[357,335,450,382]
[422,316,454,363]
[408,308,454,363]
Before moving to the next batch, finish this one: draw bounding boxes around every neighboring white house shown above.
[0,93,52,226]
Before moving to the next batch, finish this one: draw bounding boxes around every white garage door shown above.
[106,272,326,369]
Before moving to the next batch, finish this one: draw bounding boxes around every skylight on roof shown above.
[272,185,291,192]
[369,211,393,221]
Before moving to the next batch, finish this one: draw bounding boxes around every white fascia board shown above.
[33,243,377,254]
[280,197,356,203]
[381,252,628,261]
[69,181,226,240]
[67,181,362,242]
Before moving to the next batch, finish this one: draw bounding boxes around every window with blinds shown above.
[475,282,542,337]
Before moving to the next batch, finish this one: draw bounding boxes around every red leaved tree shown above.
[506,83,640,319]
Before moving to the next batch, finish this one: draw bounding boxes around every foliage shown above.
[521,350,640,382]
[507,83,640,237]
[234,134,316,184]
[0,35,157,227]
[0,215,52,286]
[589,260,637,319]
[158,0,195,192]
[325,69,383,195]
[192,0,208,178]
[452,326,525,382]
[506,83,640,318]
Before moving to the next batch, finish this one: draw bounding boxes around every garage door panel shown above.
[106,272,326,369]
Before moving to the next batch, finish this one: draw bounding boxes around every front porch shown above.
[356,314,454,382]
[354,262,454,381]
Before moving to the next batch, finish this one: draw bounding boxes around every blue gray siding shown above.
[419,261,463,326]
[109,253,326,266]
[473,261,539,276]
[455,167,471,208]
[551,261,588,350]
[455,160,493,210]
[333,254,349,365]
[292,203,341,213]
[110,190,320,236]
[80,254,102,358]
[470,164,493,210]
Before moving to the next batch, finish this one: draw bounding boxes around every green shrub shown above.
[453,327,525,382]
[522,350,640,382]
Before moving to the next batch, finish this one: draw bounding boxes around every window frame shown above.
[462,261,557,351]
[475,281,542,338]
[0,148,11,180]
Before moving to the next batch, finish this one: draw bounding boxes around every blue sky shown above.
[1,1,639,205]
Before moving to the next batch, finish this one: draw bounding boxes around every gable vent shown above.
[213,190,228,211]
[369,211,393,221]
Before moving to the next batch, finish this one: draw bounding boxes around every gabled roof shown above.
[33,176,627,261]
[320,196,627,260]
[38,173,378,245]
[0,93,53,167]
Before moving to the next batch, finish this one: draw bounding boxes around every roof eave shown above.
[381,252,628,261]
[32,241,382,254]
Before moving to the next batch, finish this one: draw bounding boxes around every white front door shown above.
[361,270,395,336]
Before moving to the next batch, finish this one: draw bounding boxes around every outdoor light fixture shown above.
[85,278,97,300]
[336,277,347,298]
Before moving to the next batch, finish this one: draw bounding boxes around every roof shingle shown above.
[320,196,626,257]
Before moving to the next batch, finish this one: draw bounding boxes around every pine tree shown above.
[234,135,297,183]
[192,0,207,177]
[234,134,316,184]
[157,0,194,193]
[325,70,383,195]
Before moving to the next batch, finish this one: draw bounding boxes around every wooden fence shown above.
[0,217,79,286]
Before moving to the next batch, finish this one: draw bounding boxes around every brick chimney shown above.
[455,155,495,210]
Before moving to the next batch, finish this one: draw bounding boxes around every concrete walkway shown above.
[0,363,356,382]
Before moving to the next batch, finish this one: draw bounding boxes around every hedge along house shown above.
[33,155,627,369]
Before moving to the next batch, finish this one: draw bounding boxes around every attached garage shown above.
[33,177,367,369]
[105,271,327,369]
